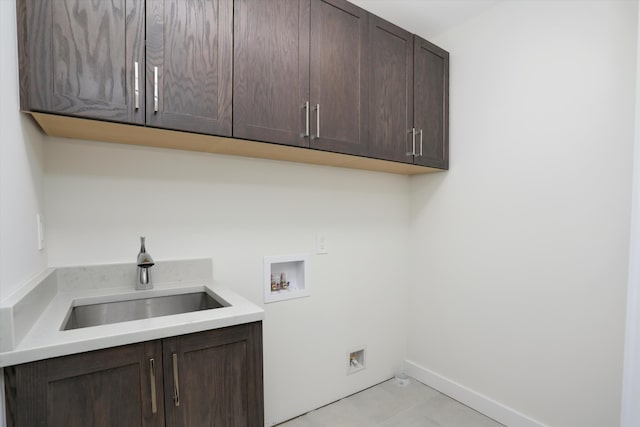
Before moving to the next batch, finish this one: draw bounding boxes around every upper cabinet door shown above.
[18,0,146,123]
[413,36,449,169]
[310,0,368,156]
[146,0,233,136]
[368,15,413,164]
[234,0,310,147]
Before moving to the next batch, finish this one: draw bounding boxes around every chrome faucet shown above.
[136,236,155,290]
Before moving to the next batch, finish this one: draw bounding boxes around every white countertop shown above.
[0,261,264,367]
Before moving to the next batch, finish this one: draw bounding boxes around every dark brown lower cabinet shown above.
[4,322,263,427]
[163,323,263,427]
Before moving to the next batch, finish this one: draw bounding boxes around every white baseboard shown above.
[405,360,545,427]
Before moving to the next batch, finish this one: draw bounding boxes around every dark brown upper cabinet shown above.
[233,0,310,147]
[18,0,448,174]
[146,0,233,136]
[368,15,414,163]
[309,0,369,156]
[368,19,449,169]
[17,0,146,124]
[413,36,449,169]
[233,0,368,156]
[18,0,232,137]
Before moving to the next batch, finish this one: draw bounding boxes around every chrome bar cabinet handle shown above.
[314,104,320,139]
[407,128,416,156]
[302,101,310,137]
[149,358,157,414]
[153,66,159,113]
[418,129,424,157]
[172,353,180,407]
[134,62,140,110]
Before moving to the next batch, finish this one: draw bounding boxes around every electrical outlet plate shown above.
[316,232,328,254]
[36,214,45,250]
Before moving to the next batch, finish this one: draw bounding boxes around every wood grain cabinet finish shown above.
[309,0,369,156]
[17,0,448,172]
[413,36,449,169]
[18,0,232,136]
[146,0,233,136]
[234,0,368,156]
[17,0,146,124]
[163,322,263,427]
[4,341,164,427]
[367,19,449,168]
[233,0,310,147]
[4,323,263,427]
[367,15,414,164]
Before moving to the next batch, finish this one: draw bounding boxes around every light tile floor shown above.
[277,378,504,427]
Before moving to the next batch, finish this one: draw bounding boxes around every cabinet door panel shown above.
[368,15,413,163]
[310,0,368,155]
[183,341,247,424]
[19,0,145,123]
[4,341,164,427]
[146,0,233,135]
[414,36,449,169]
[234,0,310,147]
[48,364,142,427]
[163,323,263,427]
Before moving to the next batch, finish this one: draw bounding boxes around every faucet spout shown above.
[138,266,151,287]
[136,237,154,290]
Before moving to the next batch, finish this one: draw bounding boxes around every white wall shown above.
[3,1,639,426]
[621,3,640,426]
[0,0,47,302]
[351,0,501,39]
[0,0,49,425]
[407,1,637,426]
[43,139,411,425]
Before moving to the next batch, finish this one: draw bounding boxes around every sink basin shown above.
[62,291,227,331]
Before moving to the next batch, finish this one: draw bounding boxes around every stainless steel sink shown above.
[62,291,227,331]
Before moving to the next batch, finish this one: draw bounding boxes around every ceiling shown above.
[349,0,503,39]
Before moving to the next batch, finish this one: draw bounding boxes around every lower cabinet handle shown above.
[418,129,423,157]
[149,358,157,414]
[314,104,320,139]
[172,353,180,407]
[153,66,159,113]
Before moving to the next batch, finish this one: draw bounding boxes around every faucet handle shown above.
[136,236,154,290]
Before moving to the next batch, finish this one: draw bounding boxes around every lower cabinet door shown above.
[162,322,264,427]
[4,341,164,427]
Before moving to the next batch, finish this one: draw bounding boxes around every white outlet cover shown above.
[317,232,328,254]
[36,214,45,251]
